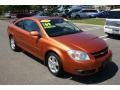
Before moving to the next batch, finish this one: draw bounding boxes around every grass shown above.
[69,18,105,25]
[0,15,105,25]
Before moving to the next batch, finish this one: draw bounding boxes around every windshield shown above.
[40,19,82,37]
[106,20,120,27]
[105,11,120,19]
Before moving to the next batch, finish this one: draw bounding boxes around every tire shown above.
[9,36,20,51]
[106,33,112,37]
[75,15,80,19]
[46,52,64,76]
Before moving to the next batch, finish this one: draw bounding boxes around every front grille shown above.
[92,47,108,59]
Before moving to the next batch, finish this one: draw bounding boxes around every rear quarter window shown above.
[15,21,24,29]
[23,20,40,32]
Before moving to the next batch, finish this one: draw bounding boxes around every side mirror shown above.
[30,31,40,36]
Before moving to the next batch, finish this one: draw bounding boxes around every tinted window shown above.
[15,21,24,29]
[41,19,82,37]
[82,10,98,13]
[71,9,80,13]
[23,20,40,32]
[107,11,120,19]
[106,20,120,26]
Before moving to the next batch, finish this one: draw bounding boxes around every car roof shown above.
[111,9,120,11]
[15,16,64,23]
[32,16,64,20]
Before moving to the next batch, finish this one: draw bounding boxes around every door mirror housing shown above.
[30,31,40,36]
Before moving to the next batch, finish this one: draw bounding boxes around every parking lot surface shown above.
[0,20,120,84]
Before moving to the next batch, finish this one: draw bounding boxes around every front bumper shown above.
[63,49,112,75]
[104,27,120,35]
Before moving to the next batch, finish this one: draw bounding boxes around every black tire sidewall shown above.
[106,33,113,38]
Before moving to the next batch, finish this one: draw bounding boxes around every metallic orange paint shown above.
[7,17,112,75]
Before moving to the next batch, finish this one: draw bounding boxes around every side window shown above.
[82,10,87,13]
[15,21,24,29]
[23,20,40,32]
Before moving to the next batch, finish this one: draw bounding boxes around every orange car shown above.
[7,16,112,76]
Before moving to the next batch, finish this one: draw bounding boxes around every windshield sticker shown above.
[40,20,51,22]
[42,22,56,28]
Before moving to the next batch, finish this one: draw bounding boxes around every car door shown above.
[21,19,41,57]
[14,19,41,57]
[12,20,25,47]
[80,10,88,18]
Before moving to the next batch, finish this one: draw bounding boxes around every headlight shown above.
[67,50,90,61]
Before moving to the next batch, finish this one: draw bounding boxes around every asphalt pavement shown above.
[0,20,120,84]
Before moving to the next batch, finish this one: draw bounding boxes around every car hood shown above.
[53,32,107,53]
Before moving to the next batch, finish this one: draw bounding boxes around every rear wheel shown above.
[46,52,64,76]
[75,15,80,19]
[9,36,20,51]
[106,33,113,37]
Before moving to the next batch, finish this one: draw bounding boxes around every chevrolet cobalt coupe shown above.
[7,17,112,76]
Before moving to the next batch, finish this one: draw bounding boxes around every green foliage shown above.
[0,5,71,15]
[70,18,105,25]
[42,5,60,15]
[30,5,43,11]
[0,6,5,15]
[63,5,72,9]
[6,5,30,12]
[0,5,31,15]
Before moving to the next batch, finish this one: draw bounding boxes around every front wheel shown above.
[46,52,64,76]
[106,33,113,37]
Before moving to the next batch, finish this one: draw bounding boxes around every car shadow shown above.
[69,61,118,84]
[22,50,45,65]
[21,50,72,78]
[107,35,120,40]
[21,51,118,84]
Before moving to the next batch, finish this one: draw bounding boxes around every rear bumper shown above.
[63,49,112,75]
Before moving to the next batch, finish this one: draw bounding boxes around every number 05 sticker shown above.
[42,22,52,27]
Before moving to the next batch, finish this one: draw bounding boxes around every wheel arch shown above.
[44,49,64,66]
[8,33,13,38]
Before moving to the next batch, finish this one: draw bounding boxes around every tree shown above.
[3,5,31,13]
[0,6,5,15]
[30,5,43,11]
[0,5,66,16]
[42,5,61,15]
[63,5,72,9]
